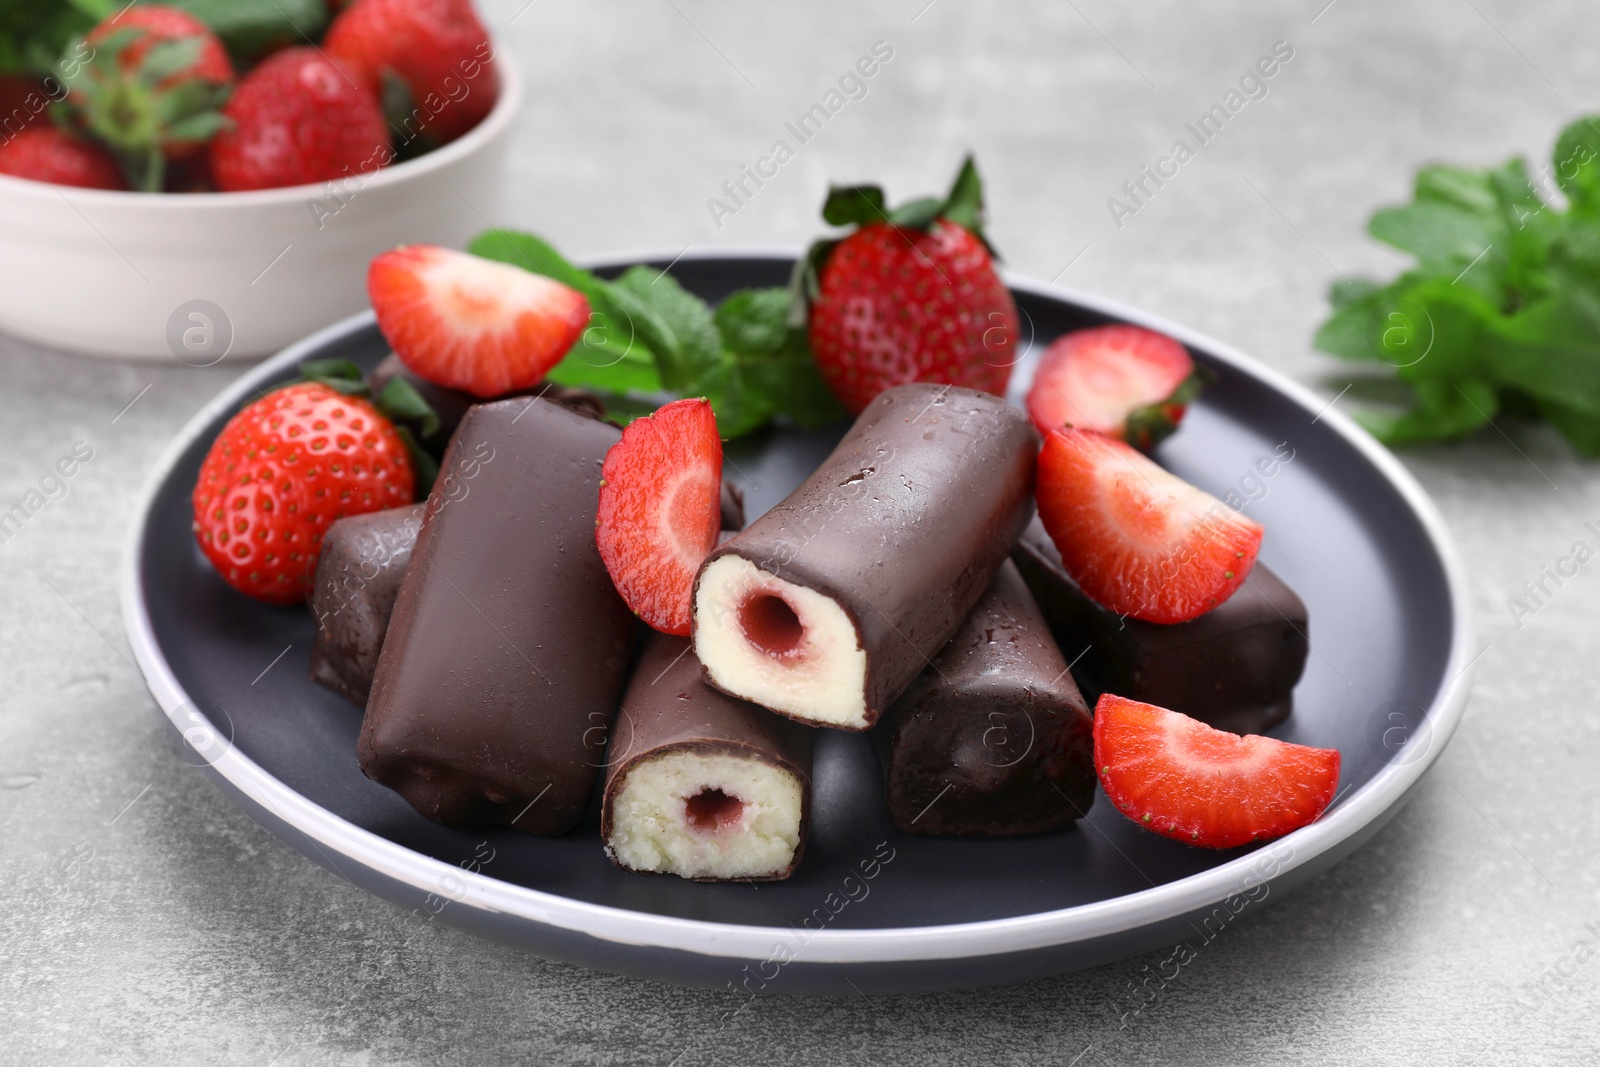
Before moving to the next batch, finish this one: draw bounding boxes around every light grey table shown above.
[4,2,1597,1063]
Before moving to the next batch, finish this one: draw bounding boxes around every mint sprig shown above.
[466,229,846,437]
[1315,114,1600,455]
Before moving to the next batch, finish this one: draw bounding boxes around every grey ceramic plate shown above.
[121,250,1473,995]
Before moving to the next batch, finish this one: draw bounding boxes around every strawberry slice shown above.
[368,245,590,399]
[1094,694,1341,848]
[596,398,723,636]
[1026,325,1201,449]
[1036,427,1263,624]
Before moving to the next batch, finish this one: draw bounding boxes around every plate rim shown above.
[120,247,1476,965]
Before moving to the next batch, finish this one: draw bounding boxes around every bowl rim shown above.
[0,42,521,206]
[120,247,1476,965]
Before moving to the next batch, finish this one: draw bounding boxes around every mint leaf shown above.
[1552,116,1600,216]
[715,288,846,429]
[468,229,600,297]
[610,266,723,391]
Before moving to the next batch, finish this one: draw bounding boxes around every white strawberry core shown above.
[425,252,569,327]
[662,468,719,569]
[1062,351,1175,431]
[607,750,803,880]
[694,554,869,728]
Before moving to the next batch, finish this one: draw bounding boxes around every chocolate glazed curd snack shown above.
[880,560,1095,836]
[359,396,636,834]
[692,383,1037,731]
[603,634,813,881]
[308,503,424,706]
[1012,518,1309,735]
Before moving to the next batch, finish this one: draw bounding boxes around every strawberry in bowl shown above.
[0,0,516,360]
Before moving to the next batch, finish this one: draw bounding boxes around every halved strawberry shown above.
[1036,428,1262,624]
[1027,325,1203,450]
[1094,694,1341,848]
[596,398,723,636]
[368,245,590,399]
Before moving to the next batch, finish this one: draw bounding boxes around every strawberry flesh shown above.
[368,246,590,399]
[1094,694,1341,849]
[1036,427,1262,624]
[596,398,723,636]
[1027,324,1195,445]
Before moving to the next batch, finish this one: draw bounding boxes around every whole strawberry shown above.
[210,47,390,192]
[0,127,127,190]
[800,156,1019,415]
[324,0,499,145]
[193,382,415,605]
[60,5,234,191]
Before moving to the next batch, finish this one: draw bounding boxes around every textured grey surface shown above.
[3,0,1599,1063]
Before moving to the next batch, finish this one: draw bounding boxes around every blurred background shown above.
[3,1,1597,1064]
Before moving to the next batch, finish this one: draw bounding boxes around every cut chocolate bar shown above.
[693,383,1037,731]
[359,396,636,834]
[1013,518,1309,735]
[603,633,813,881]
[881,560,1095,836]
[307,504,424,707]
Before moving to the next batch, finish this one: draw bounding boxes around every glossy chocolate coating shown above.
[602,634,814,880]
[368,354,606,457]
[720,480,746,532]
[359,397,636,835]
[1012,518,1309,735]
[307,504,424,707]
[881,561,1095,836]
[699,383,1037,728]
[306,475,742,711]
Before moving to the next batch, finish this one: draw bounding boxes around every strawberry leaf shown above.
[161,0,328,63]
[374,376,441,440]
[821,185,886,226]
[940,154,985,232]
[137,37,202,82]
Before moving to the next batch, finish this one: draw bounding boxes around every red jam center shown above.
[739,593,803,657]
[685,788,744,833]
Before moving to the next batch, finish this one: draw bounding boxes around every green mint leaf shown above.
[374,375,442,440]
[467,229,602,298]
[717,288,845,430]
[610,266,723,392]
[1552,115,1600,216]
[1368,201,1500,272]
[713,288,789,354]
[545,332,664,394]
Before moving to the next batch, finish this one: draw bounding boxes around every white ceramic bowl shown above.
[0,52,519,362]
